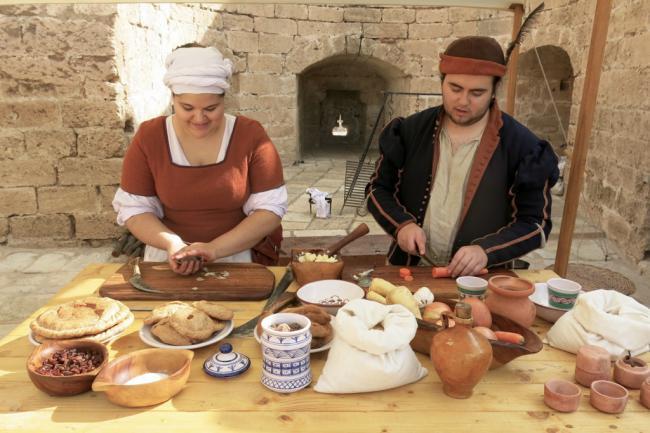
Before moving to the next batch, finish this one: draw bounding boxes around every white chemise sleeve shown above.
[112,187,164,226]
[242,185,288,218]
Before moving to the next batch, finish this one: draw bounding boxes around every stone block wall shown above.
[0,1,648,269]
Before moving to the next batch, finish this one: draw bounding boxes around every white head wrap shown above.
[163,47,233,95]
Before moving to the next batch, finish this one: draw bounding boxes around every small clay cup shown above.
[640,377,650,409]
[613,356,650,389]
[575,345,611,386]
[590,380,628,414]
[544,379,582,413]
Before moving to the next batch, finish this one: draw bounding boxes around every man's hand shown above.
[448,245,488,277]
[396,223,426,256]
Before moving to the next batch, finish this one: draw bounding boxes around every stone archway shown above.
[516,45,574,155]
[297,55,408,158]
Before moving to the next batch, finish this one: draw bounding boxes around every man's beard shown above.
[444,99,493,126]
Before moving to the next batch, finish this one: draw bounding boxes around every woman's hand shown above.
[169,242,216,275]
[397,222,426,256]
[448,245,488,278]
[166,242,206,275]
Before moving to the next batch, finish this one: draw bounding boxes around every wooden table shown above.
[1,265,647,432]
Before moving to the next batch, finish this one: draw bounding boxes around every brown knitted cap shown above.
[439,36,507,77]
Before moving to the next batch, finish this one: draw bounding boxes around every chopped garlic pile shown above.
[297,252,338,263]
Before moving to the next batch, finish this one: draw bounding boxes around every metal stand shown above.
[340,91,442,214]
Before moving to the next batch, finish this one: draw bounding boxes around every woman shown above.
[113,44,287,275]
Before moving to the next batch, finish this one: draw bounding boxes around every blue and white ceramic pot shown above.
[260,312,312,393]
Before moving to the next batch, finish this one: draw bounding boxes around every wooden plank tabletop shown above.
[0,265,648,433]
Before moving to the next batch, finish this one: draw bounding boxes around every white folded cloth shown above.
[546,289,650,358]
[314,299,427,393]
[306,187,330,218]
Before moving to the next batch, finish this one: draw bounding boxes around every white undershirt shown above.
[112,114,288,262]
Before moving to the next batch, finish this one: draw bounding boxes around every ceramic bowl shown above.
[488,275,535,297]
[297,279,365,315]
[589,380,629,414]
[546,278,582,310]
[27,339,108,396]
[290,248,345,287]
[576,344,611,372]
[456,276,488,298]
[92,348,193,407]
[613,357,650,389]
[640,377,650,409]
[544,379,582,412]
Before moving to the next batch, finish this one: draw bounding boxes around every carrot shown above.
[399,268,412,278]
[432,267,489,278]
[494,331,525,345]
[403,275,414,282]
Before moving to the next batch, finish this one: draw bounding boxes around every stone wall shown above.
[0,1,648,269]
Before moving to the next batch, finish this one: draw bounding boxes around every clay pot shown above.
[485,276,536,328]
[640,377,650,409]
[544,379,582,413]
[575,345,611,387]
[430,303,492,399]
[613,356,650,390]
[290,248,344,287]
[589,380,628,414]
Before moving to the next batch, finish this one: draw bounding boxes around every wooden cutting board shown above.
[99,262,275,301]
[343,265,516,299]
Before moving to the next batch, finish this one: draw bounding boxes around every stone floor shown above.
[1,154,648,339]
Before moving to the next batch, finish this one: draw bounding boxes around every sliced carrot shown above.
[432,267,451,278]
[403,275,414,282]
[399,268,412,278]
[494,331,525,345]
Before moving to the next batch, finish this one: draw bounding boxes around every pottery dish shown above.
[589,380,629,414]
[640,377,650,409]
[544,379,582,413]
[291,248,344,287]
[613,356,650,389]
[27,339,108,396]
[297,280,365,315]
[92,348,193,407]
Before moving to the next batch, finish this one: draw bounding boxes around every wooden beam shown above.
[505,3,524,115]
[554,0,613,277]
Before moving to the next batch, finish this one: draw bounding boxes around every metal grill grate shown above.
[343,160,375,210]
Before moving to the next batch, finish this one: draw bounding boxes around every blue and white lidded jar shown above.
[260,312,312,393]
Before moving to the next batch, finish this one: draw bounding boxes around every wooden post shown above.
[554,0,612,277]
[505,3,524,116]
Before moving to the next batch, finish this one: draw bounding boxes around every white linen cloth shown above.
[163,46,233,95]
[306,187,330,218]
[113,114,288,262]
[546,289,650,358]
[314,299,428,393]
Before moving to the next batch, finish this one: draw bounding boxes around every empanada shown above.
[169,308,216,341]
[144,301,192,326]
[192,301,233,321]
[151,318,193,346]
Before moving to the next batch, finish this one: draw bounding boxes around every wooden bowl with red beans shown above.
[26,339,108,396]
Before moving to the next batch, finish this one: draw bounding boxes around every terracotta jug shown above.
[430,302,493,399]
[485,276,536,328]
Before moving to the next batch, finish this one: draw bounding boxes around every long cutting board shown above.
[343,265,517,299]
[99,262,275,301]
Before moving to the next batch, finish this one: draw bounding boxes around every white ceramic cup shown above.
[546,278,582,310]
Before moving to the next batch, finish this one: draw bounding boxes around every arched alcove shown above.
[516,45,574,155]
[297,55,408,158]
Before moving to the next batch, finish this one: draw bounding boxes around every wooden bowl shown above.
[27,339,108,396]
[411,301,543,370]
[290,248,344,286]
[92,348,193,407]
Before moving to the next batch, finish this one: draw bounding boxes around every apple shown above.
[422,302,452,322]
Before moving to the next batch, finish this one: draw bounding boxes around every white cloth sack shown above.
[306,188,330,218]
[314,299,428,393]
[546,289,650,358]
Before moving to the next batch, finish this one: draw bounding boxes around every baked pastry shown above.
[169,308,217,341]
[151,318,193,346]
[144,301,192,326]
[192,301,234,321]
[31,297,130,339]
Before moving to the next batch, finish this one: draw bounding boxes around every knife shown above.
[128,257,165,294]
[230,265,294,337]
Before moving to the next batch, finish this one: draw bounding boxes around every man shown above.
[366,36,559,277]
